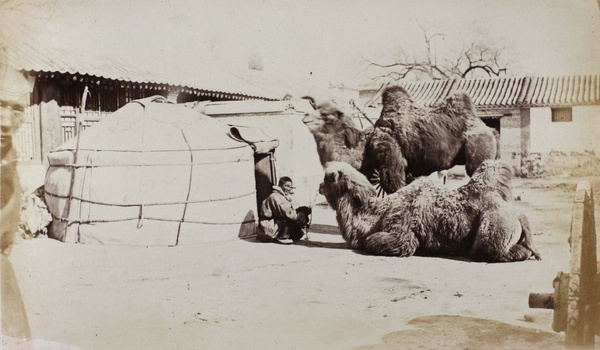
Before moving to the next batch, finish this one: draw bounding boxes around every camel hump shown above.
[469,160,514,201]
[382,85,412,106]
[442,91,477,118]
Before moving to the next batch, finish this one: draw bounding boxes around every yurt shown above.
[44,96,276,245]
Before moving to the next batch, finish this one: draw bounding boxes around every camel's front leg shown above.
[365,128,407,194]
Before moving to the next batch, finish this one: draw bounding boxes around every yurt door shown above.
[254,151,277,210]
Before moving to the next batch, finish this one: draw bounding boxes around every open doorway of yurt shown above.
[254,151,277,212]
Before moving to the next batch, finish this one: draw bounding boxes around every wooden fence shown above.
[59,107,107,143]
[13,105,36,161]
[13,106,109,162]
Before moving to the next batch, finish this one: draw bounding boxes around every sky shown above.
[2,0,600,88]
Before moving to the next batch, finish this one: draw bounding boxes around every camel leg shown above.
[489,243,536,263]
[364,231,419,257]
[517,213,542,260]
[366,128,407,193]
[469,212,535,262]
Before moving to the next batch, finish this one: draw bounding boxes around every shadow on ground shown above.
[294,238,348,250]
[351,315,565,350]
[241,222,348,249]
[300,223,348,249]
[309,223,340,235]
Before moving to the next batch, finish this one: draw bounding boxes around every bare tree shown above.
[365,22,510,82]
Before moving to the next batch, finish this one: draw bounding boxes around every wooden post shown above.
[520,108,531,169]
[63,86,90,243]
[566,181,597,347]
[75,86,89,137]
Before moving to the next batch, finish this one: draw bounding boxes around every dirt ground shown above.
[4,173,600,350]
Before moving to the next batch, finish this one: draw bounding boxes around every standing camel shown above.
[302,86,500,194]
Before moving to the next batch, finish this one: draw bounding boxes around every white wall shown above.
[328,86,360,102]
[530,106,600,154]
[213,112,324,208]
[500,114,523,173]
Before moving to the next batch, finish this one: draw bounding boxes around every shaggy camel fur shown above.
[319,160,541,262]
[302,86,499,194]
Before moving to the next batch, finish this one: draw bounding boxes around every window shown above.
[551,107,572,122]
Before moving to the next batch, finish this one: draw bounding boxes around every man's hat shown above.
[1,63,35,105]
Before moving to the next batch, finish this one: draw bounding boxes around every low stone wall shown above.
[521,151,600,178]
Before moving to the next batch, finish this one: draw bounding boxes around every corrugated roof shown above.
[1,24,283,101]
[9,44,162,85]
[389,74,600,108]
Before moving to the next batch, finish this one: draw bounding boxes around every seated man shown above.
[257,176,310,244]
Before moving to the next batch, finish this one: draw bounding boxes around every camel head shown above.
[319,161,377,210]
[301,97,363,150]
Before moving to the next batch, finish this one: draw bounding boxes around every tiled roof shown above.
[370,74,600,108]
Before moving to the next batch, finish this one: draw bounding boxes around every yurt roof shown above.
[57,96,248,153]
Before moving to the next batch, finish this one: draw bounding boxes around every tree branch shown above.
[365,23,509,82]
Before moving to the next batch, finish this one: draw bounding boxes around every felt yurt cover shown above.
[45,96,261,245]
